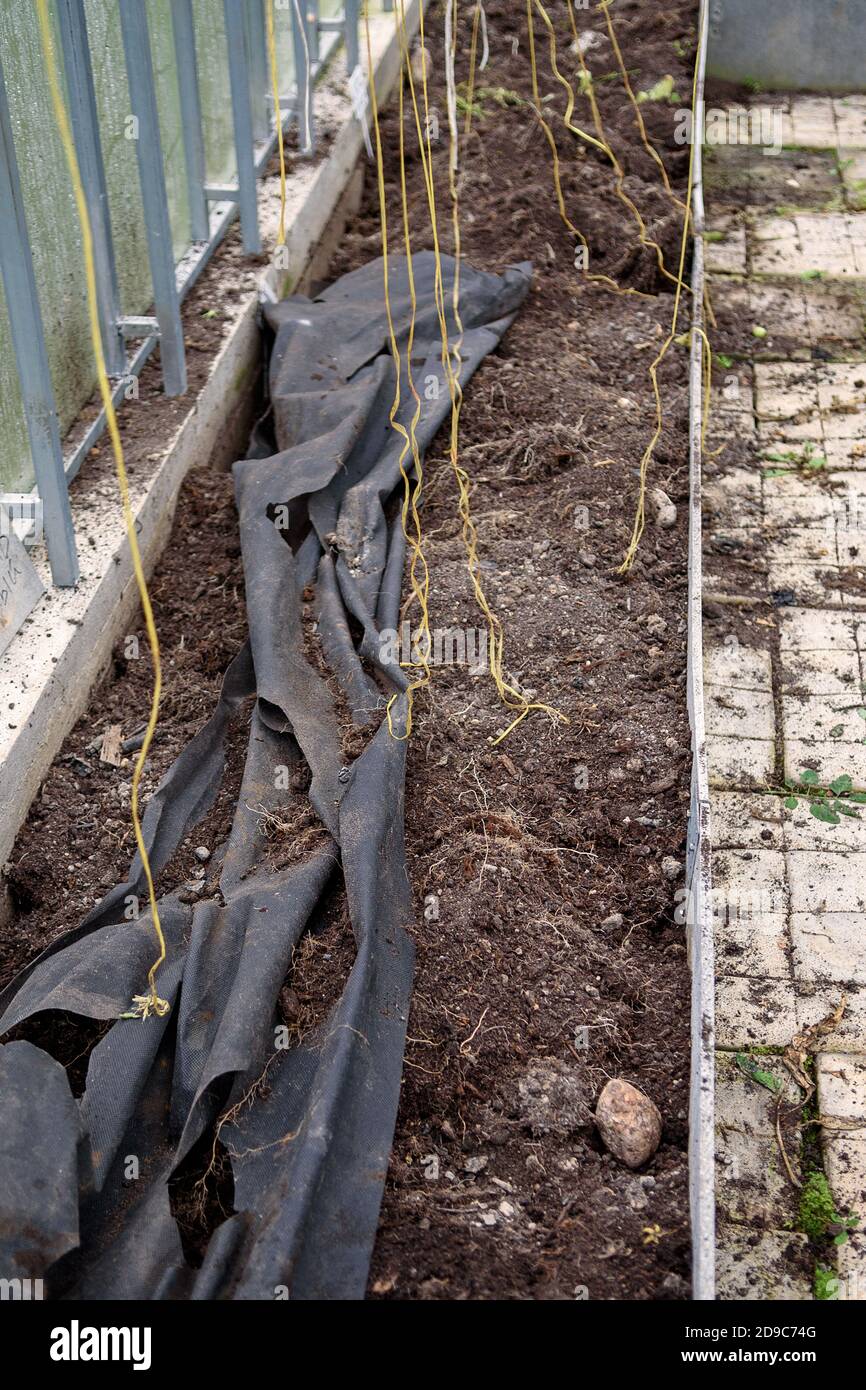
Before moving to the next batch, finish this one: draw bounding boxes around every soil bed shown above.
[2,0,699,1300]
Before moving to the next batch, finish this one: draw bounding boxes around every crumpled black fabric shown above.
[0,253,530,1300]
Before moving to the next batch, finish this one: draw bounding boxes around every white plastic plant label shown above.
[349,65,373,159]
[0,502,44,659]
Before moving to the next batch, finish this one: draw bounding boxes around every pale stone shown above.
[787,850,866,914]
[836,1235,866,1301]
[796,984,866,1050]
[715,914,790,979]
[780,647,861,694]
[822,1134,866,1215]
[716,1053,801,1136]
[784,739,866,789]
[595,1079,662,1169]
[782,693,863,744]
[716,1130,798,1224]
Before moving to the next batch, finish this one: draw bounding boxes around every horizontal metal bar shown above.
[204,185,243,201]
[64,336,158,485]
[120,316,160,339]
[318,19,344,33]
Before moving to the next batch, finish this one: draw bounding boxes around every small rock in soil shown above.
[650,487,677,528]
[194,846,211,863]
[595,1078,663,1169]
[661,856,682,881]
[601,912,624,929]
[464,1155,488,1174]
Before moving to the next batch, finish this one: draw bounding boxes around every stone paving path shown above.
[703,97,866,1300]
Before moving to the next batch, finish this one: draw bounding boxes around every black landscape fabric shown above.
[0,254,530,1300]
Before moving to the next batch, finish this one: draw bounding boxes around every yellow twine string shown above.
[524,0,649,300]
[463,0,482,137]
[266,0,287,246]
[403,0,565,745]
[618,24,702,574]
[35,0,168,1019]
[363,3,432,739]
[597,0,687,215]
[560,0,687,293]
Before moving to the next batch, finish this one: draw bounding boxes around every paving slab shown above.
[835,1235,866,1300]
[792,914,866,986]
[818,1054,866,1121]
[716,977,800,1049]
[716,1224,814,1300]
[708,735,775,789]
[710,790,783,850]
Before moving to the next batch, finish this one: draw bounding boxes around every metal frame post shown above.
[305,0,321,65]
[56,0,125,379]
[291,0,314,154]
[171,0,210,242]
[246,0,270,142]
[344,0,360,75]
[223,0,262,253]
[118,0,187,396]
[0,55,79,586]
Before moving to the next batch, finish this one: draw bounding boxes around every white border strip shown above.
[686,0,717,1301]
[686,0,716,1302]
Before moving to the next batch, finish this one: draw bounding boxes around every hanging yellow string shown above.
[597,0,687,215]
[266,0,287,246]
[362,2,432,739]
[394,45,432,662]
[402,0,565,745]
[523,0,650,300]
[35,0,168,1019]
[618,26,702,574]
[463,0,482,137]
[557,0,686,293]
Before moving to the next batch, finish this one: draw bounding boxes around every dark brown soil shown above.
[2,0,700,1300]
[332,0,699,1303]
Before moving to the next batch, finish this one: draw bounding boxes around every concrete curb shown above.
[687,0,717,1303]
